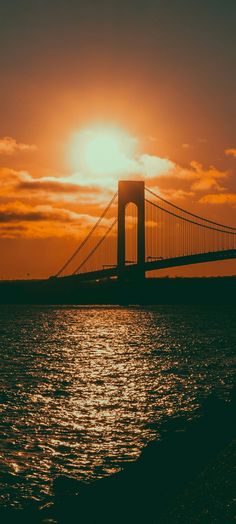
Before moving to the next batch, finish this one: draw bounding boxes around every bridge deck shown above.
[54,249,236,282]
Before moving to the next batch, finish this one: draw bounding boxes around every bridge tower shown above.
[117,180,145,279]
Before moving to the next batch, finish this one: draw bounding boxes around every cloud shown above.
[0,202,94,224]
[0,136,37,155]
[0,135,225,203]
[123,157,227,194]
[225,148,236,157]
[0,167,20,186]
[156,188,195,200]
[0,202,98,223]
[0,168,111,208]
[0,136,234,240]
[199,193,236,205]
[0,201,99,239]
[169,161,228,191]
[1,157,169,197]
[68,153,175,189]
[17,178,101,195]
[0,155,229,201]
[138,154,173,178]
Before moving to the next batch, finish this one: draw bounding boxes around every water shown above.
[0,305,235,510]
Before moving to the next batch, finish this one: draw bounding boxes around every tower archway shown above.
[117,180,145,278]
[125,202,138,265]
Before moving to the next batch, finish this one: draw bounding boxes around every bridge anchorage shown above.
[54,180,236,282]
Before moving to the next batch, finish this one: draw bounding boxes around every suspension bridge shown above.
[53,181,236,282]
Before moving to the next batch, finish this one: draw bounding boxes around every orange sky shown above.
[0,1,235,279]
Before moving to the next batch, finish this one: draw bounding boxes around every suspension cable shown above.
[73,218,118,274]
[145,187,236,231]
[55,192,117,276]
[145,199,236,236]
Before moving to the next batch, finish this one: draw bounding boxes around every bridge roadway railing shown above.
[55,249,236,282]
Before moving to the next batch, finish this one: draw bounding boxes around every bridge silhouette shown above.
[54,180,236,281]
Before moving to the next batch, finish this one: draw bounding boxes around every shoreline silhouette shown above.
[0,276,236,305]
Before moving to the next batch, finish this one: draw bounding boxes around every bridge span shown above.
[54,180,236,281]
[57,249,236,283]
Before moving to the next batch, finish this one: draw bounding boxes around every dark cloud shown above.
[0,206,80,223]
[0,210,46,222]
[1,224,27,231]
[17,180,102,194]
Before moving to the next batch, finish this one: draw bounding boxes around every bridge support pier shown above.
[117,180,145,280]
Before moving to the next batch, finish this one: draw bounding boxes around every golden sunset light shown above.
[0,3,236,523]
[69,125,137,185]
[0,0,235,281]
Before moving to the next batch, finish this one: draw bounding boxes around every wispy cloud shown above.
[154,188,195,200]
[0,168,110,205]
[0,157,229,206]
[0,202,80,223]
[0,201,98,238]
[0,136,37,155]
[67,153,174,188]
[167,161,228,192]
[0,141,234,240]
[138,154,173,178]
[199,193,236,205]
[225,148,236,157]
[17,177,102,197]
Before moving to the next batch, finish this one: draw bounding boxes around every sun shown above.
[84,134,123,175]
[69,125,137,186]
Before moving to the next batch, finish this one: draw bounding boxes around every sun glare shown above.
[69,125,137,186]
[85,135,122,174]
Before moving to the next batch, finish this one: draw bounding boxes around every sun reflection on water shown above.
[0,305,235,508]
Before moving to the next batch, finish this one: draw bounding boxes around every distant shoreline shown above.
[0,276,236,305]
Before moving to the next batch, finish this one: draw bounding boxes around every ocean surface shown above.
[0,305,235,510]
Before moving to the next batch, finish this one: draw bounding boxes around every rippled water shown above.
[0,305,235,509]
